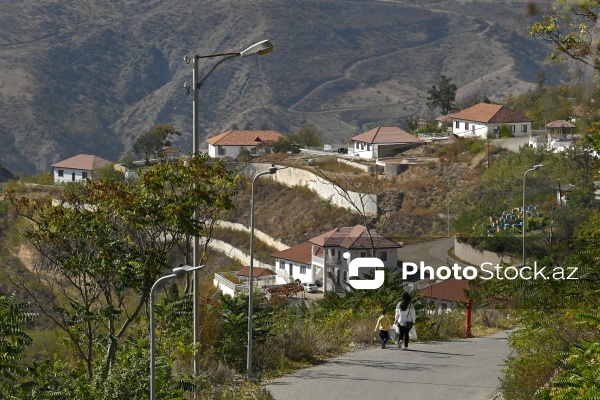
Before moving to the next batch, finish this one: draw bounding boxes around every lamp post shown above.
[184,39,274,375]
[247,165,278,378]
[447,199,451,237]
[150,265,204,400]
[522,164,544,269]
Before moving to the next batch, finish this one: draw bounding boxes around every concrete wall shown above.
[454,237,515,266]
[243,163,378,215]
[338,158,378,172]
[208,238,274,270]
[217,220,289,251]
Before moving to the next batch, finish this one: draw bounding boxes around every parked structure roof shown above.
[419,278,471,302]
[349,126,424,145]
[50,154,112,171]
[236,266,276,278]
[451,103,532,124]
[546,120,576,128]
[206,130,284,146]
[309,225,401,250]
[271,242,314,265]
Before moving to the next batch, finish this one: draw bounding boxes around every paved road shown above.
[266,330,511,400]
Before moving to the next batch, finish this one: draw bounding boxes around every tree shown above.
[132,124,181,163]
[293,125,323,148]
[0,292,37,397]
[426,75,457,115]
[5,153,237,378]
[531,1,600,72]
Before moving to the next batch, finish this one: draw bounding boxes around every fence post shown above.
[464,299,472,338]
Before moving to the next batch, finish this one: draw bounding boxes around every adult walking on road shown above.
[374,308,392,349]
[395,292,416,350]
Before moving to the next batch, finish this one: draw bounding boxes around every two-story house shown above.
[272,225,401,292]
[451,103,532,139]
[206,129,283,159]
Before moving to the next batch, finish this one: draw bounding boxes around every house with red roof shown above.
[451,103,532,139]
[206,129,284,159]
[50,154,112,184]
[418,278,472,312]
[272,225,401,292]
[347,126,424,160]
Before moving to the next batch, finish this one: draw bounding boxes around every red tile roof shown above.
[236,266,276,278]
[435,114,454,123]
[50,154,112,170]
[546,120,576,128]
[309,225,401,250]
[418,278,471,302]
[206,130,284,146]
[349,126,424,145]
[451,103,532,124]
[271,242,313,264]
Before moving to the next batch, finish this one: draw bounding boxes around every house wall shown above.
[348,141,375,159]
[53,168,91,184]
[453,120,532,139]
[208,144,246,159]
[244,163,378,215]
[275,258,315,283]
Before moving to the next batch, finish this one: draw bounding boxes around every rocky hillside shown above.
[0,0,582,174]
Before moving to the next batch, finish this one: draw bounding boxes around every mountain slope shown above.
[0,0,580,174]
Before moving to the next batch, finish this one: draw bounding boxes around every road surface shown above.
[266,330,510,400]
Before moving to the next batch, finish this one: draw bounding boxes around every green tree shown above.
[94,163,125,181]
[5,153,237,378]
[426,75,457,115]
[0,291,37,397]
[531,1,600,72]
[132,124,181,163]
[292,125,323,148]
[237,147,252,162]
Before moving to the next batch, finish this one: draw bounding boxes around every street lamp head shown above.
[268,164,278,174]
[173,264,204,277]
[533,164,544,170]
[239,40,274,58]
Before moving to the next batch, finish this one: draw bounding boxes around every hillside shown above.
[0,0,584,174]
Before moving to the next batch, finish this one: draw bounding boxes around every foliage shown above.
[237,147,252,163]
[531,1,600,72]
[0,291,37,396]
[426,75,457,115]
[132,124,181,162]
[4,153,237,378]
[293,125,323,148]
[94,163,125,181]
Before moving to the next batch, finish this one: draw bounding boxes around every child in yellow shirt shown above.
[374,308,392,349]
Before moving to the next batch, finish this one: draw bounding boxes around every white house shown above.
[206,130,283,159]
[50,154,112,184]
[347,126,424,160]
[273,225,401,292]
[451,103,532,139]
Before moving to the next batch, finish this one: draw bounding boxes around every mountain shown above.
[0,0,587,174]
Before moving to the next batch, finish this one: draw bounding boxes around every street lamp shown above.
[247,165,279,377]
[184,39,274,375]
[150,265,204,400]
[522,164,544,269]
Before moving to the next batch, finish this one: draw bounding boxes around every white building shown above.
[50,154,112,184]
[347,126,424,160]
[206,130,283,159]
[451,103,532,139]
[272,225,402,292]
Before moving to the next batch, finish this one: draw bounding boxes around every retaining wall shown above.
[242,163,378,215]
[454,237,516,266]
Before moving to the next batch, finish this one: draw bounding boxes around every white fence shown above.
[217,220,289,251]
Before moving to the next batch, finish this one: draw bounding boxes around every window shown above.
[250,147,257,154]
[278,261,284,269]
[57,170,64,177]
[511,125,516,133]
[300,265,307,274]
[218,147,226,155]
[378,251,387,261]
[455,121,459,129]
[465,122,469,130]
[82,172,88,179]
[521,124,528,133]
[360,252,366,258]
[71,172,76,182]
